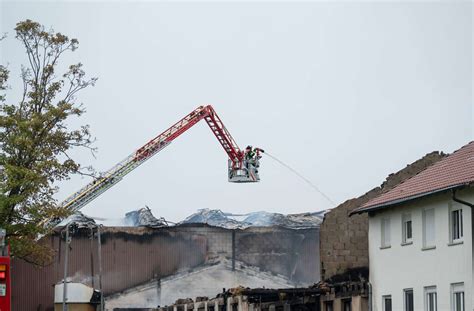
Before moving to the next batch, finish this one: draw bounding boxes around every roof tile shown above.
[354,141,474,213]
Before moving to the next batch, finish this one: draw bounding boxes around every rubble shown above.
[124,206,169,228]
[182,208,326,229]
[156,286,325,311]
[245,210,326,229]
[181,209,248,229]
[54,211,97,229]
[174,298,193,305]
[56,207,325,230]
[154,278,369,311]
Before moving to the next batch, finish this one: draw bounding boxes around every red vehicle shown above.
[0,229,10,311]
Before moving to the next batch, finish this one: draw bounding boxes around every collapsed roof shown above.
[54,211,97,229]
[124,206,169,227]
[57,207,325,230]
[181,209,326,229]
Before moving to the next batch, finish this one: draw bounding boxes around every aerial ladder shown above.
[60,105,263,214]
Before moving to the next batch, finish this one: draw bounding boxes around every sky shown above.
[0,1,472,222]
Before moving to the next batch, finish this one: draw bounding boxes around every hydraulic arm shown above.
[60,105,262,213]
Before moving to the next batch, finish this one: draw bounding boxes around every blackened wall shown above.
[12,224,319,311]
[12,226,207,311]
[236,227,319,284]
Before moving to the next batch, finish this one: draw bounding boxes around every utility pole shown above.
[62,224,71,311]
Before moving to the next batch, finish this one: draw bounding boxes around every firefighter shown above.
[245,146,256,160]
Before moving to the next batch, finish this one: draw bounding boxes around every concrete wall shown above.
[369,188,474,311]
[319,151,446,280]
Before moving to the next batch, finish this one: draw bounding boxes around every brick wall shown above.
[319,151,446,280]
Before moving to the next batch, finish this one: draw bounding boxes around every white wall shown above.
[368,189,473,311]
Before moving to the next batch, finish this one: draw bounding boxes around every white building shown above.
[352,141,474,311]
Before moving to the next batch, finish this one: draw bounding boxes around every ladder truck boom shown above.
[60,105,263,214]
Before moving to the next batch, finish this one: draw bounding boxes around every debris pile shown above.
[57,207,326,230]
[55,211,97,229]
[182,209,247,229]
[182,209,326,229]
[244,210,326,229]
[124,206,169,228]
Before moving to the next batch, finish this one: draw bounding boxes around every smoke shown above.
[60,271,97,286]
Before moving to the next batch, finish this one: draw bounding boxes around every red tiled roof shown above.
[353,141,474,214]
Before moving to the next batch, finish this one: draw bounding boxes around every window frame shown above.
[341,298,351,311]
[402,213,413,245]
[404,288,414,311]
[451,283,465,311]
[422,208,436,249]
[450,207,463,243]
[382,295,392,311]
[424,286,437,311]
[324,300,334,311]
[381,217,391,248]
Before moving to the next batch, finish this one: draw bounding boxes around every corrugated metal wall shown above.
[12,227,207,311]
[12,225,319,311]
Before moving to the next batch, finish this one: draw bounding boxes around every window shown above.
[451,283,464,311]
[381,217,391,248]
[404,289,414,311]
[342,299,351,311]
[382,295,392,311]
[451,208,463,242]
[324,301,333,311]
[423,209,435,248]
[402,214,413,244]
[424,286,437,311]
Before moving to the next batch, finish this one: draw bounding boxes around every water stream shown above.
[263,151,335,206]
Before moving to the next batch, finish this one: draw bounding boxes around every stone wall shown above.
[319,151,447,280]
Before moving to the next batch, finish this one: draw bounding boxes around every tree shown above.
[0,20,97,265]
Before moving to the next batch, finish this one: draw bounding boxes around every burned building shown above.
[155,287,324,311]
[143,282,369,311]
[11,211,322,311]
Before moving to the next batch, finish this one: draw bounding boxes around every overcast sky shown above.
[1,1,472,222]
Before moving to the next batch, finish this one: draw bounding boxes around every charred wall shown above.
[12,226,207,311]
[319,151,446,280]
[12,224,319,311]
[236,227,319,284]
